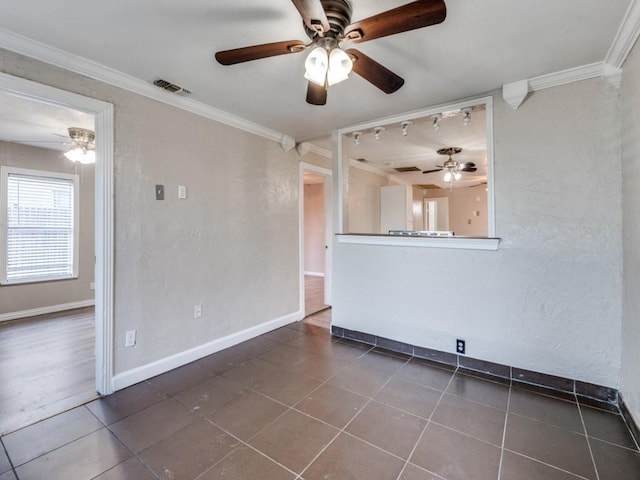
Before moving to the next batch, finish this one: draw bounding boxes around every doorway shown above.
[300,162,332,318]
[0,72,114,432]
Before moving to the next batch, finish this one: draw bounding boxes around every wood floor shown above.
[0,286,325,435]
[304,274,328,317]
[0,307,96,435]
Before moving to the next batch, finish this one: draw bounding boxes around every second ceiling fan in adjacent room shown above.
[214,0,447,105]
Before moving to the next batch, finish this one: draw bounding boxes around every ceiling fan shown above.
[422,147,477,182]
[214,0,447,105]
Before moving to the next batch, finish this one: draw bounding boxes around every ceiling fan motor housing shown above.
[304,0,353,40]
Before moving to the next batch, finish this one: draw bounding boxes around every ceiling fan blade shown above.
[215,40,306,65]
[306,81,327,105]
[346,49,404,93]
[422,168,443,174]
[459,162,476,169]
[461,166,478,172]
[344,0,446,43]
[291,0,330,33]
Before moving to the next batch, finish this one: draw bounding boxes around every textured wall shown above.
[334,79,623,387]
[621,40,640,423]
[304,183,325,274]
[0,141,94,314]
[347,165,388,233]
[0,49,300,374]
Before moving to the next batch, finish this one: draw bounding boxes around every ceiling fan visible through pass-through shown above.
[422,147,477,185]
[214,0,447,105]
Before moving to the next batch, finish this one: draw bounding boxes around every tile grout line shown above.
[193,329,344,480]
[395,365,460,480]
[195,337,379,479]
[296,350,410,479]
[501,449,594,480]
[496,378,513,480]
[576,395,601,480]
[0,437,18,480]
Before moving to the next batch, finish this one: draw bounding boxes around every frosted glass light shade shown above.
[327,48,352,86]
[304,47,329,86]
[64,147,95,164]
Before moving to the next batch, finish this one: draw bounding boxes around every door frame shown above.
[0,72,115,395]
[299,162,333,314]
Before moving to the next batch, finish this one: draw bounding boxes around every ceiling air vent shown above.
[152,79,191,96]
[394,166,421,172]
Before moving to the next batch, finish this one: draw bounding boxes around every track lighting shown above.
[431,114,441,131]
[374,127,385,141]
[353,132,361,145]
[401,121,412,136]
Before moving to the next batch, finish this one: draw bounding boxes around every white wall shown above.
[0,141,94,314]
[304,183,325,275]
[448,184,488,237]
[0,48,300,376]
[333,78,622,388]
[621,39,640,423]
[347,165,388,233]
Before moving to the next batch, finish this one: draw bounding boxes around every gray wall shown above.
[0,141,94,314]
[0,48,300,375]
[333,78,623,388]
[621,39,640,426]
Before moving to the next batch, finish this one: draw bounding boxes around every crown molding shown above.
[307,143,332,158]
[0,28,294,147]
[606,0,640,68]
[527,62,605,91]
[502,62,611,109]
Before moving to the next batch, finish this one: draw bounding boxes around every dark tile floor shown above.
[1,308,639,479]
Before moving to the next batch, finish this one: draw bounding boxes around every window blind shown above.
[6,173,75,282]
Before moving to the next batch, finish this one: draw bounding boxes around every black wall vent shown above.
[152,79,192,96]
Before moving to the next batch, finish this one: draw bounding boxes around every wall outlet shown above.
[194,304,202,319]
[456,338,466,355]
[125,330,136,347]
[178,185,187,199]
[90,282,95,290]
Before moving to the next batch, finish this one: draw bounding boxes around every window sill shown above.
[336,234,500,251]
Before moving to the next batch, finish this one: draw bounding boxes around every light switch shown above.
[155,184,164,200]
[178,185,187,199]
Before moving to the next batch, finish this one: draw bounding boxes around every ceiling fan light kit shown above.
[214,0,447,105]
[64,127,96,164]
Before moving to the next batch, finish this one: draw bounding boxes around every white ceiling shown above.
[0,0,632,142]
[0,90,94,151]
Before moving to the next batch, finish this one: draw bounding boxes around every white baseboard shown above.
[111,309,304,392]
[304,271,325,277]
[0,299,95,323]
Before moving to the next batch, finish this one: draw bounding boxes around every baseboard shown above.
[0,299,95,323]
[304,271,325,277]
[332,325,619,406]
[619,394,640,448]
[111,309,304,392]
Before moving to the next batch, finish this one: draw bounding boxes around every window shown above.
[1,166,79,284]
